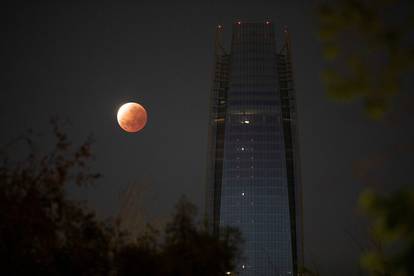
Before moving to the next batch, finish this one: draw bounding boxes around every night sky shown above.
[2,1,413,275]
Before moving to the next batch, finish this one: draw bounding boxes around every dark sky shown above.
[2,1,413,275]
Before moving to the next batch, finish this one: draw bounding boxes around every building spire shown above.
[214,24,226,56]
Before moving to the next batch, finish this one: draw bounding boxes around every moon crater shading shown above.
[117,102,147,133]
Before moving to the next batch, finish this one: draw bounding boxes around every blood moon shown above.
[117,102,148,133]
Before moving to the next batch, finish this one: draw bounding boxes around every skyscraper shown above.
[206,21,304,275]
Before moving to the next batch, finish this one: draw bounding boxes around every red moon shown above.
[117,102,148,133]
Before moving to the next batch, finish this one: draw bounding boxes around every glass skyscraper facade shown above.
[206,21,303,275]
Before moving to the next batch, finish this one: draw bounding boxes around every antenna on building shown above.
[214,24,227,56]
[282,25,292,55]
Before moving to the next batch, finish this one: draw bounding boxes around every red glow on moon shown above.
[117,102,147,133]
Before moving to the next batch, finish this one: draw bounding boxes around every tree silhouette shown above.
[0,121,242,275]
[114,197,243,276]
[0,120,110,275]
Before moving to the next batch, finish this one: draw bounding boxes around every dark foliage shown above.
[114,198,242,276]
[0,122,242,275]
[318,2,414,274]
[359,189,414,276]
[0,121,109,275]
[318,0,414,119]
